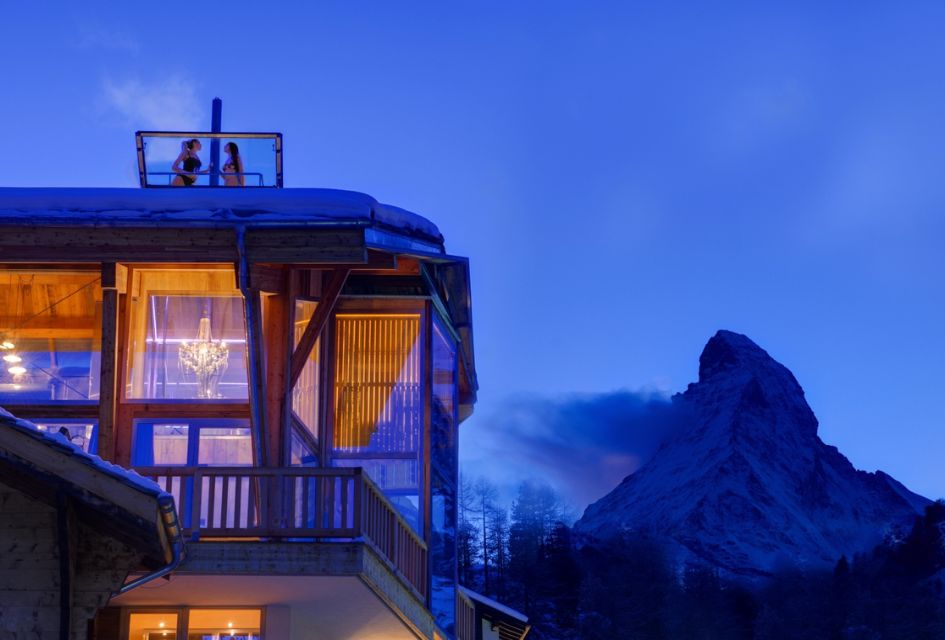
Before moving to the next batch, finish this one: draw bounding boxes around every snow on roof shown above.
[0,406,168,499]
[0,187,443,244]
[459,586,529,623]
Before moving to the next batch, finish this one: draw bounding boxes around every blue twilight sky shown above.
[1,2,943,509]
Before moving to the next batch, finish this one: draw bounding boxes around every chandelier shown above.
[178,314,229,399]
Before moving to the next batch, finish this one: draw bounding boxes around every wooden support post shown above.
[289,268,349,388]
[98,263,120,461]
[263,284,290,467]
[244,288,269,467]
[56,492,74,640]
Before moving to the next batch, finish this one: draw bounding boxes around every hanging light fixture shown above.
[2,353,21,363]
[7,365,26,376]
[0,339,14,350]
[178,312,229,399]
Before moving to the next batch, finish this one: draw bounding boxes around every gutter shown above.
[117,495,185,594]
[236,224,269,467]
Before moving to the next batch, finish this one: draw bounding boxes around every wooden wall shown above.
[0,481,146,640]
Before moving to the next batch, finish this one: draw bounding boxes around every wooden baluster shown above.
[192,470,203,541]
[234,472,243,529]
[301,473,310,531]
[220,474,230,530]
[260,474,269,535]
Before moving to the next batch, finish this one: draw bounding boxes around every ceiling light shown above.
[0,340,14,350]
[8,366,26,375]
[3,354,22,363]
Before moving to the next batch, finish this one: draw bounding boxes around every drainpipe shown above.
[236,225,269,467]
[117,496,185,594]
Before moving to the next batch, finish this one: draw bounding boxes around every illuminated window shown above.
[290,430,317,467]
[126,269,248,400]
[0,270,102,403]
[331,313,424,531]
[34,420,98,453]
[291,301,320,441]
[187,608,260,640]
[127,612,178,639]
[126,609,261,640]
[132,419,252,467]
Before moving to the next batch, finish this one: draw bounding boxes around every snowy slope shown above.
[574,330,928,577]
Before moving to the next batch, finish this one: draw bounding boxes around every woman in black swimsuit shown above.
[171,139,208,186]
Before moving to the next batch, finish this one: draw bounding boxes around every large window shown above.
[331,313,424,532]
[291,301,320,441]
[126,269,248,400]
[0,270,102,403]
[34,420,98,453]
[132,419,253,467]
[430,318,459,633]
[127,608,261,640]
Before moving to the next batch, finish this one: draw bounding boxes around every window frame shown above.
[121,606,266,640]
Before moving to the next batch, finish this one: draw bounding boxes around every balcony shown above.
[136,466,427,601]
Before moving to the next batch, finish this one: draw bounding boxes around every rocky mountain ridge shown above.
[574,330,928,577]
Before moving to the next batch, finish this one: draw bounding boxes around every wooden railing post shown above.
[191,469,203,541]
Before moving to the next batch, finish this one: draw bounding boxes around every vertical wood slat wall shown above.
[333,314,421,452]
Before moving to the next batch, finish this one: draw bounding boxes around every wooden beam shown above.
[244,228,366,264]
[0,404,98,419]
[57,492,73,640]
[289,269,350,388]
[244,289,268,467]
[263,292,290,467]
[248,264,287,293]
[98,264,120,462]
[0,227,238,262]
[289,250,398,271]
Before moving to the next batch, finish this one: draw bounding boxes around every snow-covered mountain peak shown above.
[575,331,928,578]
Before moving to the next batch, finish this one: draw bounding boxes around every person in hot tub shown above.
[171,138,210,186]
[221,142,245,186]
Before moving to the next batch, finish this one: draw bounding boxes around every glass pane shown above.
[332,314,422,453]
[332,313,424,533]
[33,421,97,453]
[197,427,253,466]
[187,609,261,640]
[291,301,319,441]
[127,612,178,639]
[131,423,190,467]
[126,269,248,400]
[290,429,317,467]
[430,318,458,633]
[0,271,102,403]
[139,132,281,188]
[334,457,421,530]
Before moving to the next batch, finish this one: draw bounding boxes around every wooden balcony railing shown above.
[136,466,428,600]
[456,589,476,640]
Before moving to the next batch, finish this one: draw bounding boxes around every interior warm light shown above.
[7,365,26,375]
[2,354,22,363]
[0,340,14,350]
[228,622,234,628]
[12,384,21,390]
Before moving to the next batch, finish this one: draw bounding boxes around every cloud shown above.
[77,22,140,54]
[102,76,202,131]
[460,390,690,516]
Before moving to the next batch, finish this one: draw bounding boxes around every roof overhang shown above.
[0,407,177,566]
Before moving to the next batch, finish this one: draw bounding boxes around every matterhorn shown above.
[575,330,928,577]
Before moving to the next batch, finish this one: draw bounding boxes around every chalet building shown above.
[0,133,528,640]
